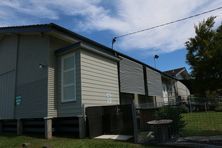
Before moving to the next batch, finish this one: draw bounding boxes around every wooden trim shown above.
[117,61,121,104]
[143,66,148,96]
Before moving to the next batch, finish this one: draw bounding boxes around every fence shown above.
[85,104,137,139]
[187,96,222,112]
[85,97,222,143]
[135,97,222,143]
[135,100,177,109]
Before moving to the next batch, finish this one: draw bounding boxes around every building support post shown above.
[153,96,157,108]
[79,104,86,138]
[134,94,139,108]
[17,119,23,135]
[132,104,138,143]
[0,121,2,134]
[44,117,52,139]
[78,116,86,138]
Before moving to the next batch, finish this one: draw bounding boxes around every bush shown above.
[155,106,186,135]
[215,104,222,112]
[179,104,189,113]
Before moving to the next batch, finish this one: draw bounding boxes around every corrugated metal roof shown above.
[0,24,51,33]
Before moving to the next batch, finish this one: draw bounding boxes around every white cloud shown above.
[82,0,222,54]
[0,0,222,53]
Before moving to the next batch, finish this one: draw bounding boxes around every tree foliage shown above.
[155,106,186,135]
[185,16,222,96]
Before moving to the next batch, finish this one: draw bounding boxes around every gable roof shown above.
[164,67,190,79]
[164,67,185,77]
[0,23,177,80]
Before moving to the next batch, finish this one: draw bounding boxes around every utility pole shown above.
[112,37,117,49]
[154,54,159,68]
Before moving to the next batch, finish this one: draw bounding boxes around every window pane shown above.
[63,85,75,101]
[63,70,75,85]
[63,56,74,70]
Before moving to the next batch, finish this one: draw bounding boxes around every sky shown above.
[1,0,222,72]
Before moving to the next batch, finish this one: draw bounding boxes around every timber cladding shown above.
[119,56,145,95]
[146,67,163,97]
[81,49,120,107]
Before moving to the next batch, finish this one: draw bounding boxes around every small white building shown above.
[164,67,191,103]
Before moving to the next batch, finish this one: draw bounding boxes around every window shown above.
[61,53,76,102]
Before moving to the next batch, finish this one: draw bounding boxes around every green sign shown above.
[15,96,22,106]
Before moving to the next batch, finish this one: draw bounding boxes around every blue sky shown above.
[1,0,222,72]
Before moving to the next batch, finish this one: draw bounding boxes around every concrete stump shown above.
[17,119,23,135]
[44,118,52,139]
[78,117,86,138]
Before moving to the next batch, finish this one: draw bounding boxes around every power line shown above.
[112,6,222,47]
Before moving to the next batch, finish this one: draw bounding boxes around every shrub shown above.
[215,104,222,112]
[155,106,186,135]
[179,104,189,113]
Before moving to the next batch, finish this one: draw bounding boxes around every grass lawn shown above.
[182,111,222,136]
[0,134,158,148]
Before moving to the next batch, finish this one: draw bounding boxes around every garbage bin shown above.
[147,119,172,143]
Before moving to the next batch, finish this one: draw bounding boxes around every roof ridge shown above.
[0,23,51,29]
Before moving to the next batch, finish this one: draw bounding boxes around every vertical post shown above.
[17,119,23,135]
[189,96,192,113]
[143,66,149,96]
[44,118,52,139]
[0,121,2,134]
[153,96,157,108]
[134,94,139,108]
[131,104,138,143]
[78,116,86,138]
[79,104,86,138]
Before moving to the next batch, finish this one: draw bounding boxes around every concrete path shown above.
[95,135,133,141]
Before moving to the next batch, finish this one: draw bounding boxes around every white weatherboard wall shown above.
[176,81,190,101]
[162,83,168,103]
[81,49,119,107]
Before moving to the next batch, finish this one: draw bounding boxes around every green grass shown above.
[182,111,222,136]
[0,134,158,148]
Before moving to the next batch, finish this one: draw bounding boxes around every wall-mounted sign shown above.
[15,96,22,106]
[106,93,112,103]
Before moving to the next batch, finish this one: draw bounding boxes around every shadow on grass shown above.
[182,129,222,137]
[0,133,44,139]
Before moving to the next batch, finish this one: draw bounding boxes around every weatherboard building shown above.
[0,24,189,138]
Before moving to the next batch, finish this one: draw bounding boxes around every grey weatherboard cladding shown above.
[146,68,163,96]
[0,71,16,119]
[0,34,49,119]
[119,56,145,95]
[15,35,49,119]
[0,35,18,119]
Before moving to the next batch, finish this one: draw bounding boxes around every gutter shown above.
[55,42,120,62]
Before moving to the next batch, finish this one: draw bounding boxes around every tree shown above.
[185,16,222,96]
